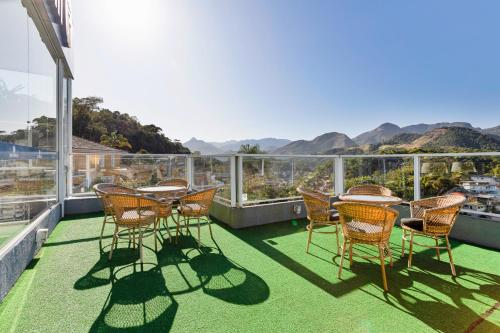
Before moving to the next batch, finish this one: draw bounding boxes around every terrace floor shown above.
[0,213,499,333]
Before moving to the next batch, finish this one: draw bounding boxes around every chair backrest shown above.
[412,194,466,234]
[157,178,188,188]
[106,193,160,226]
[297,188,330,222]
[346,184,392,197]
[156,179,189,200]
[93,183,137,214]
[180,187,218,216]
[333,202,399,243]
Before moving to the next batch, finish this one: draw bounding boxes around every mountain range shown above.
[184,122,500,155]
[184,137,291,154]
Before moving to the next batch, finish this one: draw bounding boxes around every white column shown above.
[230,156,237,207]
[413,155,421,201]
[238,155,243,207]
[334,156,344,195]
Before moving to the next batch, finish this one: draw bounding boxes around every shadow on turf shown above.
[219,218,500,332]
[75,232,270,332]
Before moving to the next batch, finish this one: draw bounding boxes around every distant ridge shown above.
[183,137,290,154]
[272,132,357,154]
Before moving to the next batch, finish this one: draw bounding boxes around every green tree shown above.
[100,131,132,150]
[238,144,264,154]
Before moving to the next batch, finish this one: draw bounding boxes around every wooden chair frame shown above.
[333,202,399,291]
[401,194,466,276]
[297,188,341,254]
[175,187,218,246]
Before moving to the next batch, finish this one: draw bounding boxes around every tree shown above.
[238,144,264,154]
[100,131,132,150]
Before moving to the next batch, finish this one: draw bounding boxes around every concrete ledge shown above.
[0,204,61,302]
[65,196,102,215]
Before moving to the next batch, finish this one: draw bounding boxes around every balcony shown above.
[0,152,499,332]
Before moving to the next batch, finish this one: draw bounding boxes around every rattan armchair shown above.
[346,184,392,196]
[176,187,217,246]
[156,178,189,238]
[297,188,340,254]
[106,193,161,263]
[333,202,399,291]
[93,183,137,241]
[401,194,466,276]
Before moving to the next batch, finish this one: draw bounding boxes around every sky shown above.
[72,0,500,142]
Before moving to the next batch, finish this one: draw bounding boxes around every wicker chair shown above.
[93,184,137,241]
[156,178,189,238]
[333,202,399,291]
[346,184,392,197]
[297,188,340,254]
[401,194,466,276]
[106,193,161,263]
[176,187,217,246]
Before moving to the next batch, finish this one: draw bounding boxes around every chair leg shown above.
[435,238,440,260]
[387,243,394,268]
[306,223,313,253]
[175,216,180,244]
[100,215,107,241]
[139,227,144,265]
[378,245,388,291]
[154,219,158,252]
[163,217,172,242]
[335,224,340,255]
[338,239,347,278]
[401,229,406,257]
[109,225,118,260]
[132,228,136,249]
[197,218,201,247]
[207,217,214,239]
[445,236,456,276]
[408,231,414,268]
[349,242,353,268]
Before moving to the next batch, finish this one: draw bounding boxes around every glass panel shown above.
[192,156,231,203]
[241,156,335,204]
[0,1,58,249]
[420,156,500,216]
[71,154,188,194]
[343,157,414,201]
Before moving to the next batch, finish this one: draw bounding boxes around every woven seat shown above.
[297,188,341,254]
[176,187,218,246]
[333,202,399,291]
[401,194,466,276]
[346,184,392,196]
[93,183,137,242]
[106,193,161,264]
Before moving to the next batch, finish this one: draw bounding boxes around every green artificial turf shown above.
[0,213,499,333]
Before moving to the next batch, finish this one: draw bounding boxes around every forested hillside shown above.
[72,97,190,154]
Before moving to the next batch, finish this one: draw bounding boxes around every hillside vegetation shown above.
[72,97,190,154]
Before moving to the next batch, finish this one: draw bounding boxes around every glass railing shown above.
[71,153,188,195]
[240,155,335,205]
[419,155,500,216]
[192,155,232,204]
[0,152,57,246]
[68,152,500,219]
[343,155,414,201]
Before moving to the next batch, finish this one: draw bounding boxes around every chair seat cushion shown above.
[401,218,423,232]
[346,220,383,234]
[121,209,156,221]
[177,203,205,216]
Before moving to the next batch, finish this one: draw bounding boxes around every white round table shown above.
[136,185,185,193]
[338,194,402,206]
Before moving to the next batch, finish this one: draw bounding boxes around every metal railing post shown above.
[334,156,344,195]
[238,155,243,207]
[187,155,193,187]
[413,155,421,201]
[230,155,237,207]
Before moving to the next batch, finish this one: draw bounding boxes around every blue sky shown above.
[72,0,500,142]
